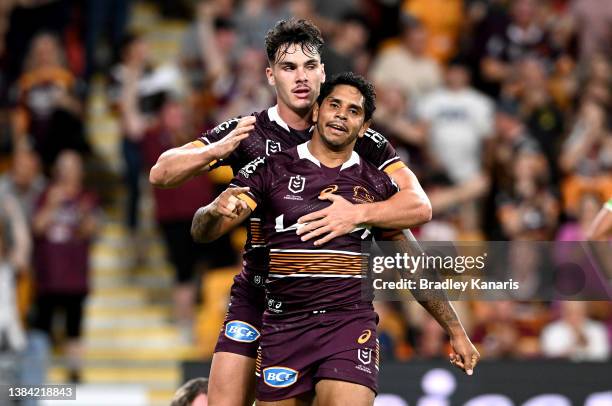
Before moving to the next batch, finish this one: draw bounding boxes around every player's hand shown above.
[210,187,250,219]
[449,333,480,376]
[211,116,256,160]
[296,193,360,246]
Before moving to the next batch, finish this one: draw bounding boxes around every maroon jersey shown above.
[194,106,405,287]
[232,142,398,315]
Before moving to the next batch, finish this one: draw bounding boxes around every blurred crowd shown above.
[0,0,610,388]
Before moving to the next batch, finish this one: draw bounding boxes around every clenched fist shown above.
[209,187,251,219]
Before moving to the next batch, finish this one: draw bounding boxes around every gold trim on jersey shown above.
[383,161,406,174]
[238,193,258,211]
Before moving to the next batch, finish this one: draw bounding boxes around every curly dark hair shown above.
[317,72,377,121]
[264,18,324,64]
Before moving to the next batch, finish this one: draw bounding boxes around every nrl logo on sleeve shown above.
[239,156,266,178]
[266,140,282,155]
[288,175,306,194]
[224,320,261,342]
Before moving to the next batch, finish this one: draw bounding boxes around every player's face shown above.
[266,44,325,114]
[313,84,370,151]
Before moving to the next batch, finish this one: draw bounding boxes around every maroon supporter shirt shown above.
[33,188,98,295]
[194,106,405,287]
[232,142,398,314]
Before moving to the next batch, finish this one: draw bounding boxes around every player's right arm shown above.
[378,231,480,375]
[149,116,256,188]
[191,187,252,243]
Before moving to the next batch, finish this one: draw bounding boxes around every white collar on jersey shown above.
[267,105,315,133]
[297,142,360,171]
[268,105,290,132]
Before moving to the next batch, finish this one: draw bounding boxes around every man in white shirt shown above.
[418,59,493,185]
[541,301,610,361]
[416,60,492,219]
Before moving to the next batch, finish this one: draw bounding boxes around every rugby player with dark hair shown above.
[150,18,433,406]
[192,73,478,405]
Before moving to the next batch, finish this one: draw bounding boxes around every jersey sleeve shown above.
[355,128,406,175]
[192,116,243,169]
[229,156,268,211]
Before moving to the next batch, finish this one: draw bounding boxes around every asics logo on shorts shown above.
[357,329,372,344]
[225,321,260,343]
[263,367,299,387]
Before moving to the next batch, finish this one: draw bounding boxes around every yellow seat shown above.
[195,266,239,358]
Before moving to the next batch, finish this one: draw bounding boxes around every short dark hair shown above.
[170,378,208,406]
[264,18,324,64]
[317,72,377,121]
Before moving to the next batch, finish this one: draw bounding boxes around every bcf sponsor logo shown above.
[263,367,299,388]
[224,321,260,343]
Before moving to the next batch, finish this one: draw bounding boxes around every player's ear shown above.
[312,102,320,123]
[266,66,275,86]
[357,120,371,138]
[320,63,326,83]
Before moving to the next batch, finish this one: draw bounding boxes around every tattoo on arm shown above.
[378,234,463,335]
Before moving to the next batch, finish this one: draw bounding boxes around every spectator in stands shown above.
[369,17,442,102]
[171,377,208,406]
[0,218,26,354]
[321,12,369,76]
[497,148,559,240]
[180,1,238,96]
[12,32,88,171]
[517,58,565,183]
[541,301,610,361]
[233,0,292,50]
[568,0,612,62]
[84,0,132,80]
[557,193,605,242]
[417,59,492,224]
[559,98,612,218]
[213,47,273,121]
[109,33,183,260]
[472,0,554,97]
[401,0,464,64]
[0,175,31,273]
[472,301,540,359]
[373,85,426,179]
[0,225,26,395]
[32,150,99,382]
[0,147,46,219]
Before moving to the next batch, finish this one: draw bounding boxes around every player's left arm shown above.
[297,165,431,246]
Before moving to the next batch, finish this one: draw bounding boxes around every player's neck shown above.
[308,137,353,168]
[276,102,313,131]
